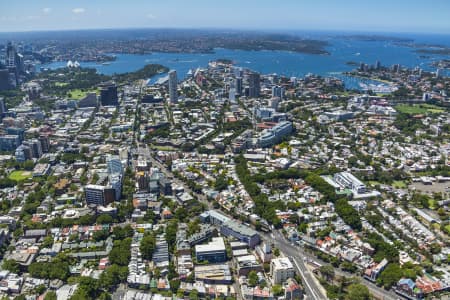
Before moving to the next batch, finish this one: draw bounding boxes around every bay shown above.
[38,33,450,89]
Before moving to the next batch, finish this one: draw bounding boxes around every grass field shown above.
[55,82,69,87]
[395,104,445,115]
[67,89,98,100]
[9,170,32,181]
[392,180,407,189]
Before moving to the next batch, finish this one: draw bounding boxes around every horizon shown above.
[1,0,450,34]
[1,26,450,38]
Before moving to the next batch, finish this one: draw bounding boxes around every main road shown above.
[269,230,398,300]
[134,144,396,300]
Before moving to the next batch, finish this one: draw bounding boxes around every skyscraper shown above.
[168,70,178,103]
[248,72,260,98]
[99,82,118,106]
[6,42,16,68]
[0,97,6,116]
[107,155,123,175]
[235,77,243,96]
[272,85,285,99]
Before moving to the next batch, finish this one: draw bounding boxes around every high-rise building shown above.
[107,155,123,175]
[248,72,260,98]
[235,77,243,96]
[436,68,444,78]
[272,85,285,99]
[85,185,115,206]
[6,42,16,69]
[109,173,122,201]
[28,139,43,158]
[38,135,50,153]
[168,70,178,103]
[375,60,381,70]
[0,69,11,91]
[99,82,118,106]
[0,135,20,151]
[15,144,32,162]
[0,97,6,116]
[6,127,25,143]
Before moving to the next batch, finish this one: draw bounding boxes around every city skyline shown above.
[1,0,450,34]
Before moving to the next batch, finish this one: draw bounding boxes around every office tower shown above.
[6,42,16,68]
[235,77,243,96]
[109,173,122,201]
[0,69,10,91]
[168,70,178,103]
[375,60,381,70]
[229,88,236,102]
[248,72,260,98]
[6,127,25,143]
[15,144,32,162]
[0,97,6,116]
[234,67,243,78]
[436,68,444,78]
[107,155,123,175]
[99,82,118,106]
[85,185,115,206]
[38,135,50,153]
[272,85,285,99]
[0,135,20,151]
[391,64,400,73]
[28,139,43,158]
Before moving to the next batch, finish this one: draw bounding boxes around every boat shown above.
[101,62,111,65]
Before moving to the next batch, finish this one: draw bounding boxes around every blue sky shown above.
[1,0,449,33]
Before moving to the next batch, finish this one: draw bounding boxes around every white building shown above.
[270,257,295,284]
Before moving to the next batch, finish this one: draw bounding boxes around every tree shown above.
[273,248,280,257]
[109,238,132,266]
[272,284,283,296]
[113,225,134,240]
[44,291,57,300]
[96,214,113,224]
[140,233,156,260]
[170,279,181,293]
[99,264,128,289]
[377,263,402,289]
[319,265,335,281]
[214,174,228,191]
[248,271,258,287]
[189,289,199,300]
[341,261,358,273]
[2,259,19,274]
[335,198,362,231]
[92,230,109,242]
[345,283,371,300]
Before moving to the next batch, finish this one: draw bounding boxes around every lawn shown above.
[395,104,445,115]
[392,180,407,189]
[368,181,381,186]
[67,89,98,100]
[55,82,69,87]
[9,170,32,181]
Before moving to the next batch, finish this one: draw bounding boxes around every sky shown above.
[1,0,450,34]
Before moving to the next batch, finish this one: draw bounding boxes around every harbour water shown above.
[38,33,450,90]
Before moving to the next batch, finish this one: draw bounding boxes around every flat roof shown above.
[195,237,225,253]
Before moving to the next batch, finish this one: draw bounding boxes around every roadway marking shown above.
[291,256,322,300]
